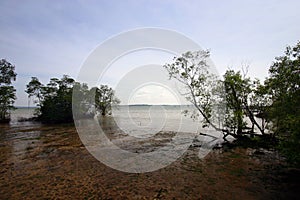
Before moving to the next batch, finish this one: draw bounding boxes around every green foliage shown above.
[164,50,268,139]
[164,50,222,129]
[163,43,299,166]
[72,82,91,117]
[0,59,17,84]
[223,70,248,134]
[26,75,119,123]
[0,59,17,122]
[223,69,268,136]
[25,77,43,105]
[93,85,120,116]
[265,41,300,165]
[26,75,75,123]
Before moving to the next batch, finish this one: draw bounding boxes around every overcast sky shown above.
[1,0,300,106]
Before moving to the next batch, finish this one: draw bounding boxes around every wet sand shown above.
[0,122,299,199]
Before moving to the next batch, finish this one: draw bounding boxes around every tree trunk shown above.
[244,104,265,135]
[101,108,106,116]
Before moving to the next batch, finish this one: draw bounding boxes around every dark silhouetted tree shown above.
[265,41,300,165]
[93,85,120,116]
[0,59,17,122]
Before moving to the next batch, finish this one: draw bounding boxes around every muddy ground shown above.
[0,122,299,199]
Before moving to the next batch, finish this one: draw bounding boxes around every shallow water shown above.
[0,108,296,199]
[1,106,224,168]
[0,106,223,173]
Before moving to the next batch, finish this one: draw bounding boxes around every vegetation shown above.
[223,69,269,136]
[5,40,299,166]
[0,59,17,122]
[264,41,300,165]
[164,50,223,130]
[164,41,300,166]
[164,51,270,140]
[26,75,119,123]
[92,85,120,116]
[26,75,75,123]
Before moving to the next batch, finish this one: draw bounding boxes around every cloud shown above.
[129,85,179,105]
[1,0,300,106]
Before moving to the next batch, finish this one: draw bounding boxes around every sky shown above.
[0,0,300,106]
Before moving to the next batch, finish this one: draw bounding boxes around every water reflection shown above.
[0,108,42,166]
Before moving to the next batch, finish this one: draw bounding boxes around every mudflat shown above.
[0,122,298,199]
